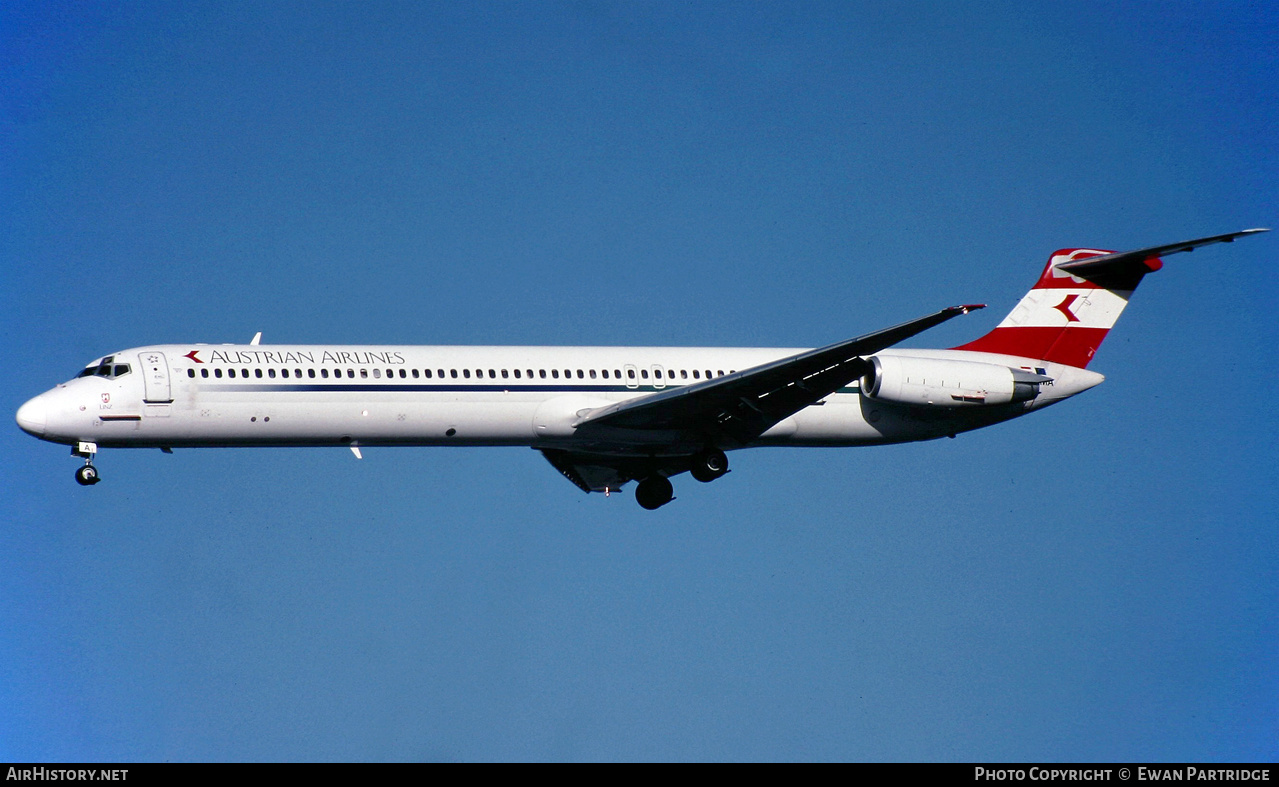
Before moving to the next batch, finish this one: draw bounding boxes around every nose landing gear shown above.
[72,442,101,486]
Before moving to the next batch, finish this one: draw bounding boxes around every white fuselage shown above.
[17,343,1104,454]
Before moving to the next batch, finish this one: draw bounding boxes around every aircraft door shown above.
[651,364,667,390]
[623,364,639,390]
[141,351,173,403]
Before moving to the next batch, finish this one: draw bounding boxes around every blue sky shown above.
[2,1,1275,761]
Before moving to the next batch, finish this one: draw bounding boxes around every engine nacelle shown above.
[861,356,1048,407]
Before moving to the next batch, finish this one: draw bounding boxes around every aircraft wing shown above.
[574,304,984,447]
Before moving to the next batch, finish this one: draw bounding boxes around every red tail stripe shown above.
[955,326,1109,369]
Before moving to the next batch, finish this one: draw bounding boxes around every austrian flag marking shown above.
[185,350,203,363]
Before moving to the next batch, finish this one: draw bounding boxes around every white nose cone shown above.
[16,396,47,437]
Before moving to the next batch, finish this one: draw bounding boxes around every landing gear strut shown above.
[689,448,729,483]
[635,476,674,510]
[73,442,101,486]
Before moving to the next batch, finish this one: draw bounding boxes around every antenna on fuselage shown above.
[250,332,262,345]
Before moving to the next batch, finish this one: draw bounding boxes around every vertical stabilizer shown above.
[952,247,1144,368]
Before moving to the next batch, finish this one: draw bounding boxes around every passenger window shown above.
[489,369,496,378]
[601,369,608,379]
[614,369,622,378]
[681,370,688,379]
[627,369,636,379]
[255,369,263,378]
[282,369,290,378]
[297,369,303,378]
[201,369,209,378]
[551,369,559,379]
[413,369,420,378]
[268,369,276,378]
[347,369,355,378]
[399,369,406,379]
[451,369,458,379]
[438,369,445,378]
[187,369,195,378]
[360,369,369,379]
[717,370,724,377]
[641,369,648,379]
[563,370,571,379]
[526,370,533,379]
[308,369,315,378]
[321,369,329,379]
[654,369,662,379]
[693,370,700,379]
[513,369,521,379]
[589,369,597,379]
[540,370,547,379]
[501,369,509,378]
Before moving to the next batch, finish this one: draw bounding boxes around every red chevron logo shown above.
[1053,294,1082,323]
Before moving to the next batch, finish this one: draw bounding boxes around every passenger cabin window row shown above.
[187,366,736,381]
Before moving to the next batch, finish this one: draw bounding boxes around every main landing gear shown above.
[689,448,729,483]
[635,476,674,510]
[633,450,730,510]
[73,442,101,486]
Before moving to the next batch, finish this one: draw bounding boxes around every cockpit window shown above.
[77,359,132,380]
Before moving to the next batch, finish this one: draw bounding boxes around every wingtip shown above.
[956,303,986,314]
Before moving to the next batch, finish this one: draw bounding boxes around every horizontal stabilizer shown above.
[1055,229,1269,290]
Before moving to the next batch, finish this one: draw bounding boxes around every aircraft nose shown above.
[16,395,47,437]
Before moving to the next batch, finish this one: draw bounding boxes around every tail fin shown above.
[952,246,1137,368]
[954,229,1269,368]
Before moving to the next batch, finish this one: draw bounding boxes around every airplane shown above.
[15,229,1266,509]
